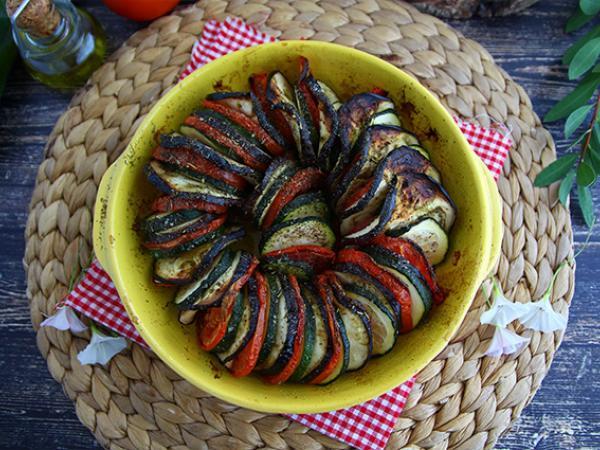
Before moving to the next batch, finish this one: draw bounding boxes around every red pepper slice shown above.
[196,257,259,351]
[249,73,295,149]
[371,87,388,96]
[262,275,306,384]
[151,196,228,215]
[336,248,413,332]
[152,145,248,191]
[298,57,323,129]
[142,215,226,251]
[308,274,342,385]
[371,235,447,304]
[230,271,269,377]
[338,179,373,213]
[184,116,267,171]
[261,167,325,230]
[202,100,285,157]
[262,245,335,273]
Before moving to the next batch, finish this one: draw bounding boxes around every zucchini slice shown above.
[296,284,329,381]
[289,283,318,382]
[317,81,342,110]
[152,144,249,192]
[149,227,224,259]
[211,292,245,353]
[333,93,398,179]
[216,278,260,363]
[297,58,340,170]
[328,276,373,370]
[256,275,298,375]
[175,250,256,312]
[302,280,347,384]
[340,178,397,244]
[364,245,433,328]
[262,245,336,279]
[370,108,401,127]
[256,274,282,367]
[274,190,330,224]
[260,166,326,230]
[334,262,402,331]
[205,91,255,117]
[173,250,239,310]
[262,256,314,279]
[153,226,245,285]
[140,209,204,237]
[259,217,336,254]
[145,160,242,205]
[388,218,449,266]
[143,211,218,244]
[343,283,397,356]
[384,172,457,233]
[319,307,350,385]
[249,75,288,150]
[159,134,260,184]
[332,125,421,205]
[267,71,316,164]
[187,110,272,168]
[252,160,298,227]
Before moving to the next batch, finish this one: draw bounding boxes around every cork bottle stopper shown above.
[6,0,61,37]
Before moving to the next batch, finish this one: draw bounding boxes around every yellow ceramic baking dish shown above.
[93,41,503,414]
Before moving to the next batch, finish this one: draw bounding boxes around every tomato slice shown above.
[261,167,325,230]
[262,245,335,273]
[202,100,285,157]
[336,248,413,332]
[298,57,324,130]
[371,235,447,304]
[249,73,295,149]
[262,275,306,384]
[184,116,267,171]
[230,271,269,377]
[338,179,373,213]
[152,145,248,191]
[308,275,342,384]
[142,215,226,251]
[371,87,388,96]
[151,196,228,215]
[196,257,259,351]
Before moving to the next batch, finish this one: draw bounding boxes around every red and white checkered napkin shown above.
[64,18,512,450]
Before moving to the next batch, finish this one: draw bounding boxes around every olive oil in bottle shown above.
[6,0,106,90]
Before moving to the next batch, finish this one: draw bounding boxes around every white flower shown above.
[480,279,529,327]
[77,324,128,366]
[519,263,568,332]
[41,305,88,333]
[485,326,529,357]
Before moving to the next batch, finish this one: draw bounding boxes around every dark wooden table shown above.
[1,1,598,449]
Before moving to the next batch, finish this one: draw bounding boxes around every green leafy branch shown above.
[535,0,600,228]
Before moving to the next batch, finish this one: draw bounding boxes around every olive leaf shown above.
[577,161,597,186]
[577,184,595,227]
[590,143,600,173]
[564,26,600,65]
[534,154,578,187]
[559,169,576,206]
[568,37,600,80]
[544,72,600,122]
[567,5,596,32]
[565,104,593,138]
[580,0,600,16]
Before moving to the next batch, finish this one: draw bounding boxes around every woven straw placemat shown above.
[24,1,575,448]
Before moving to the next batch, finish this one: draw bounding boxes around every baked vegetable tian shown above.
[138,57,456,384]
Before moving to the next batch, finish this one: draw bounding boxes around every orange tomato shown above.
[102,0,181,22]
